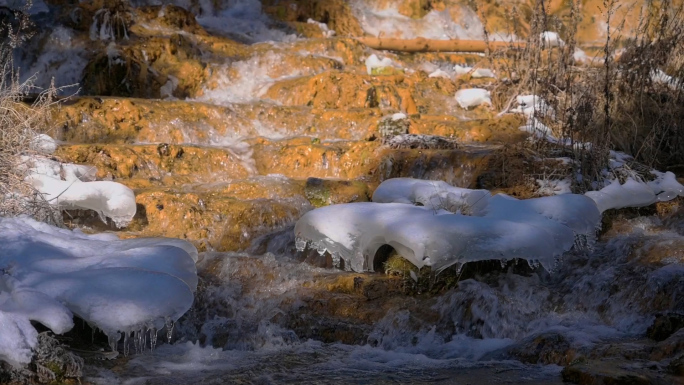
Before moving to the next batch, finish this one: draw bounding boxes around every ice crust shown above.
[296,178,601,273]
[0,216,197,367]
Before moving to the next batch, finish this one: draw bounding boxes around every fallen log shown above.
[355,36,526,53]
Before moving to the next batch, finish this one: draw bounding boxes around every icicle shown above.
[123,332,129,357]
[141,328,147,353]
[165,318,175,344]
[295,238,307,252]
[150,327,158,352]
[108,332,120,353]
[133,330,140,354]
[315,242,327,256]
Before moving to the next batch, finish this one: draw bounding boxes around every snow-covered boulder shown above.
[24,155,136,227]
[0,216,198,367]
[295,178,601,273]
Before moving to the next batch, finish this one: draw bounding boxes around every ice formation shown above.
[366,54,395,75]
[0,216,197,366]
[296,178,601,273]
[455,88,491,109]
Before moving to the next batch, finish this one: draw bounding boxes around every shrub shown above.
[0,1,61,223]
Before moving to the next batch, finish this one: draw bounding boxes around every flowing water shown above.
[11,0,684,383]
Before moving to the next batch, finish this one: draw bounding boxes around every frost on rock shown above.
[0,216,197,367]
[295,178,601,273]
[455,88,491,109]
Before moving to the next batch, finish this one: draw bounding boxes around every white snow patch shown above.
[585,172,684,213]
[0,216,197,367]
[307,18,335,37]
[454,65,496,78]
[454,88,491,109]
[428,69,451,79]
[366,54,395,75]
[295,178,601,273]
[512,94,555,119]
[540,31,565,48]
[30,134,58,155]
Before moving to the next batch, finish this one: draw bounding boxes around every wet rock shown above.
[135,5,207,35]
[55,144,252,184]
[383,134,459,150]
[377,114,410,138]
[264,72,417,112]
[647,313,684,342]
[134,190,310,251]
[508,332,577,366]
[652,330,684,364]
[561,360,660,385]
[262,0,363,36]
[304,177,370,207]
[668,355,684,376]
[52,97,384,144]
[81,35,208,98]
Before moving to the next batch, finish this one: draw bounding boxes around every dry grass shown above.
[0,1,62,223]
[484,0,684,192]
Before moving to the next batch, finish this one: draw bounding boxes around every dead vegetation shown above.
[0,1,61,223]
[483,0,684,193]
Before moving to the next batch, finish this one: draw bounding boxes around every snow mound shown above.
[27,174,136,228]
[295,178,601,273]
[0,216,197,367]
[455,88,491,109]
[585,171,684,212]
[24,152,136,227]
